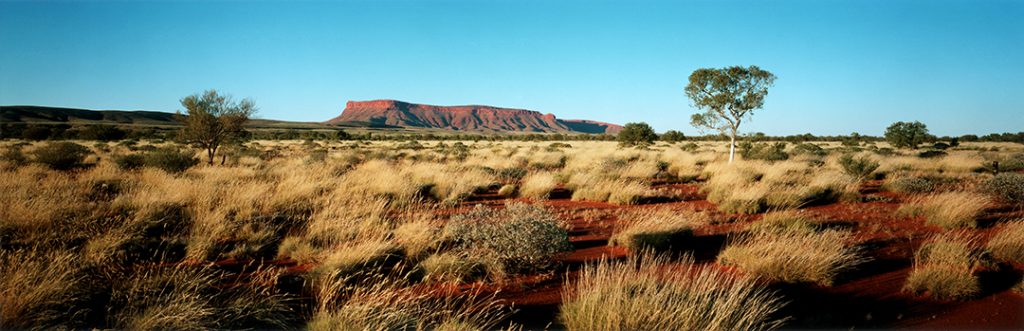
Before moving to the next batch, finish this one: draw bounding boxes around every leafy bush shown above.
[680,142,700,152]
[31,142,91,170]
[792,143,826,156]
[144,147,199,173]
[113,154,146,170]
[884,176,935,194]
[983,173,1024,209]
[838,154,879,180]
[444,203,571,274]
[1,146,28,167]
[739,142,788,161]
[660,130,686,143]
[917,150,947,158]
[885,121,929,149]
[618,122,657,147]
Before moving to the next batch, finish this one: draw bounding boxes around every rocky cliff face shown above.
[326,100,622,134]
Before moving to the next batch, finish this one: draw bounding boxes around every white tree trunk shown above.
[728,133,736,163]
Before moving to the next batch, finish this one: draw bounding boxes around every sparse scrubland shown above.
[1,138,1022,329]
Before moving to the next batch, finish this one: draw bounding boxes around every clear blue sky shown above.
[1,0,1021,136]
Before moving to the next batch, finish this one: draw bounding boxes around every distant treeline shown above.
[1,123,1022,144]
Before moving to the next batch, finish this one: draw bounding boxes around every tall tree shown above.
[685,66,776,162]
[178,90,256,165]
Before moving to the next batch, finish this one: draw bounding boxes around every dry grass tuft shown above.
[718,228,861,286]
[986,219,1024,264]
[904,234,981,300]
[899,192,992,229]
[520,171,558,199]
[0,249,88,329]
[560,252,785,331]
[609,208,706,251]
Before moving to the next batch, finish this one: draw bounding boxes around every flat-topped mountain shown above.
[326,100,622,134]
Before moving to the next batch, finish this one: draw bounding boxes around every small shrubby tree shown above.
[885,121,929,149]
[31,142,91,170]
[178,90,256,165]
[660,130,686,143]
[685,65,776,162]
[617,122,658,147]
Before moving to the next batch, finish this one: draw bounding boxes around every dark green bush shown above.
[838,154,879,180]
[113,154,146,170]
[740,142,788,161]
[143,148,198,173]
[2,146,28,167]
[885,177,935,194]
[918,150,947,158]
[984,173,1024,209]
[31,142,91,170]
[680,142,699,152]
[618,122,657,147]
[444,203,572,274]
[792,143,826,156]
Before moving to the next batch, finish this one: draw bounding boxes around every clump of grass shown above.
[569,173,651,205]
[312,240,405,278]
[520,171,558,199]
[609,208,705,252]
[444,202,572,275]
[986,219,1024,263]
[560,252,785,330]
[310,272,513,331]
[417,252,499,284]
[749,210,818,234]
[904,235,981,300]
[143,147,199,173]
[899,192,992,229]
[497,184,517,197]
[0,249,88,329]
[718,228,861,286]
[108,263,295,329]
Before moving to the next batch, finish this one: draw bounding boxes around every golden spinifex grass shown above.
[987,219,1024,263]
[0,249,86,329]
[560,252,785,331]
[519,171,559,199]
[608,208,706,251]
[748,210,819,234]
[310,271,513,331]
[717,228,862,286]
[904,234,981,300]
[899,191,992,229]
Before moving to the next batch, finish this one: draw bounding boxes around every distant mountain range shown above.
[327,100,622,134]
[1,101,623,134]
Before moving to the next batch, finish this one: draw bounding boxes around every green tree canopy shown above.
[685,65,776,162]
[660,130,686,143]
[884,121,929,149]
[618,122,658,147]
[178,90,256,165]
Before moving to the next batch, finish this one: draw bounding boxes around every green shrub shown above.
[739,142,788,161]
[144,148,198,173]
[113,154,146,170]
[680,142,699,152]
[444,203,571,274]
[31,142,91,170]
[618,122,657,147]
[838,154,879,180]
[1,146,28,167]
[885,176,935,194]
[983,173,1024,208]
[792,143,826,156]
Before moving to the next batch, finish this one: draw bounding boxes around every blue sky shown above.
[1,0,1021,136]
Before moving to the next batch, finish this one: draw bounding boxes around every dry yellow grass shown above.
[609,208,706,251]
[560,252,785,330]
[899,191,992,228]
[519,171,559,199]
[718,228,861,286]
[904,234,981,300]
[986,219,1024,263]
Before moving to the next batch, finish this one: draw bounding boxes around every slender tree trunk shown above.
[728,133,736,163]
[207,146,216,165]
